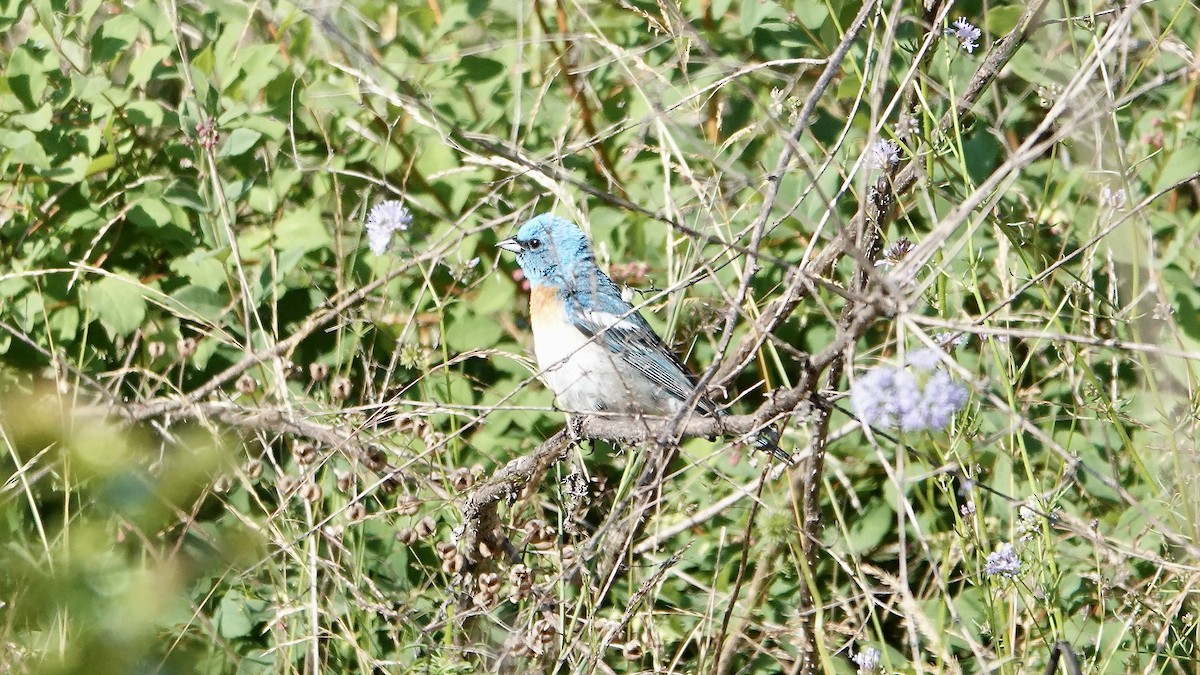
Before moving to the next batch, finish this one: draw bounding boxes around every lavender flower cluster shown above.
[945,18,982,54]
[365,200,412,255]
[851,348,968,432]
[984,542,1021,578]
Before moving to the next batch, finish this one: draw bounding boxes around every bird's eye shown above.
[527,238,542,250]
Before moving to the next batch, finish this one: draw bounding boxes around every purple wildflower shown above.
[866,139,901,170]
[946,18,982,54]
[852,646,881,673]
[851,351,968,432]
[984,542,1020,578]
[1100,186,1127,210]
[905,348,943,371]
[365,200,412,255]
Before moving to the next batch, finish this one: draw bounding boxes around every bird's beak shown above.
[496,238,522,254]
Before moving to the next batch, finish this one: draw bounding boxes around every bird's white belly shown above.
[531,306,677,415]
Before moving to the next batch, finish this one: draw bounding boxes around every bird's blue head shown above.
[497,214,594,287]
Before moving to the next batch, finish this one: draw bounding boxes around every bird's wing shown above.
[569,291,720,416]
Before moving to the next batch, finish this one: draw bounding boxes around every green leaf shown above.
[127,44,173,87]
[0,129,50,168]
[790,0,828,30]
[45,153,92,184]
[741,0,786,37]
[457,55,504,82]
[172,284,227,322]
[85,153,116,177]
[985,6,1024,35]
[217,591,253,639]
[171,252,227,290]
[11,104,52,131]
[217,127,262,157]
[124,100,164,127]
[273,206,330,253]
[6,45,48,108]
[845,501,893,553]
[128,199,173,229]
[164,180,209,212]
[85,274,147,337]
[445,311,504,353]
[1155,149,1200,192]
[49,306,80,342]
[94,13,142,62]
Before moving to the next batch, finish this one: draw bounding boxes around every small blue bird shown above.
[497,214,787,462]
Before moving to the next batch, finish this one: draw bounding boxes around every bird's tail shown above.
[752,424,792,463]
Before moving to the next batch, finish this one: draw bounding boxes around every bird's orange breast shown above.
[529,285,563,328]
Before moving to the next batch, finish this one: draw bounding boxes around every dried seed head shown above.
[277,475,296,497]
[508,639,533,659]
[330,376,353,401]
[346,503,366,523]
[395,528,417,545]
[300,482,322,502]
[441,554,464,575]
[361,446,387,472]
[434,541,457,561]
[243,459,263,480]
[212,475,232,493]
[235,374,257,395]
[308,362,328,383]
[524,520,555,548]
[380,476,401,494]
[478,572,501,594]
[622,640,643,660]
[449,467,473,491]
[177,337,197,358]
[533,618,556,646]
[147,341,166,360]
[559,545,577,567]
[293,442,317,465]
[508,564,533,603]
[414,516,437,539]
[335,469,353,494]
[396,494,421,515]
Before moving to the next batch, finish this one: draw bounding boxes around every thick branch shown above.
[458,431,572,564]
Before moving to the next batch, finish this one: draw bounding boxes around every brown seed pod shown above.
[434,541,457,561]
[299,482,322,502]
[330,376,352,400]
[334,469,353,494]
[243,459,264,480]
[622,640,643,660]
[414,516,436,539]
[293,442,317,465]
[177,337,197,358]
[276,475,296,497]
[441,554,464,575]
[361,446,387,472]
[396,494,421,515]
[147,341,166,360]
[235,374,257,394]
[448,467,473,491]
[308,362,328,382]
[533,618,556,645]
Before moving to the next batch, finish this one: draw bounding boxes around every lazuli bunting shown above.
[497,214,787,462]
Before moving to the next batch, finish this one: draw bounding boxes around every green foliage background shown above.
[1,0,1199,673]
